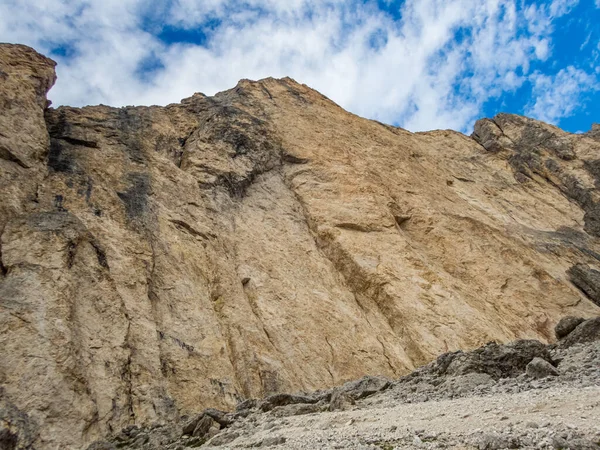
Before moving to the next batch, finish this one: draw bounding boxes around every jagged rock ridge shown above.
[0,43,599,449]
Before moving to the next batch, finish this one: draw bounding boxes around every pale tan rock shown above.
[0,44,599,449]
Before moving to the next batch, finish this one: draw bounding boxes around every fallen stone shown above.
[181,414,203,436]
[339,375,391,400]
[270,403,321,417]
[192,415,216,438]
[439,340,553,379]
[258,435,287,447]
[259,393,324,412]
[328,389,356,411]
[559,317,600,348]
[203,408,233,427]
[568,264,600,307]
[526,357,559,379]
[555,316,586,339]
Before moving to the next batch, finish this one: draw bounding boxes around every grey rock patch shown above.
[526,357,559,379]
[256,435,287,447]
[555,316,586,339]
[269,403,322,418]
[328,389,356,411]
[205,430,240,447]
[339,375,391,400]
[474,432,520,449]
[192,416,216,438]
[568,264,600,307]
[559,317,600,348]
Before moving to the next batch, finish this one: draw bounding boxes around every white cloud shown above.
[549,0,579,17]
[0,0,591,132]
[525,66,599,124]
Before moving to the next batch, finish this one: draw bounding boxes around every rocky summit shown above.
[0,43,599,450]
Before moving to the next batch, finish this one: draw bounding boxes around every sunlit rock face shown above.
[1,43,599,449]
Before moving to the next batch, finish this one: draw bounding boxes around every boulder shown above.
[258,436,287,447]
[568,264,600,306]
[259,393,324,412]
[328,389,356,411]
[339,375,391,400]
[440,340,553,379]
[555,316,586,339]
[526,357,559,379]
[181,414,203,436]
[192,415,216,438]
[558,317,600,348]
[270,403,321,418]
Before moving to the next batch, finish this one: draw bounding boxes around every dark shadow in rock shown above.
[568,264,600,307]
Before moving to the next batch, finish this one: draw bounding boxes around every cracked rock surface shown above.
[1,44,600,449]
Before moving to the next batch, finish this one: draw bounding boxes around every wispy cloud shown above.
[526,66,599,124]
[549,0,579,17]
[0,0,597,132]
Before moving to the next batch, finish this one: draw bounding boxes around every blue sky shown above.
[0,0,599,133]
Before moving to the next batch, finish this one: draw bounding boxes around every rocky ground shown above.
[86,317,600,450]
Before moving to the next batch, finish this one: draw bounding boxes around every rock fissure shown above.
[0,233,6,277]
[376,335,396,374]
[282,179,421,368]
[0,145,30,168]
[52,135,99,149]
[168,219,213,240]
[324,337,336,383]
[122,353,135,423]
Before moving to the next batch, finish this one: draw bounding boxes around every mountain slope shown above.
[0,43,599,449]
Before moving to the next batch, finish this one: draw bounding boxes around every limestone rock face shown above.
[0,44,599,449]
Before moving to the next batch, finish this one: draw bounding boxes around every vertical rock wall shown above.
[0,44,599,449]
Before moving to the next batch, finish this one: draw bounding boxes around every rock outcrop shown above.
[0,44,599,449]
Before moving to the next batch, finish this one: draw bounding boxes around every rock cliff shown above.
[0,43,599,449]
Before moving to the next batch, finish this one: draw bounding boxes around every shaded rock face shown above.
[585,124,600,141]
[472,115,600,236]
[558,316,600,348]
[568,263,600,306]
[0,44,599,449]
[554,316,586,339]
